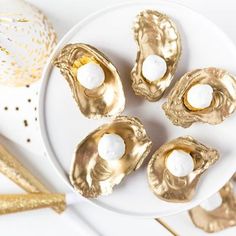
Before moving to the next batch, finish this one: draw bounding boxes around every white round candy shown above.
[200,192,222,211]
[77,62,105,90]
[142,54,167,82]
[166,150,194,177]
[187,84,213,109]
[98,134,126,161]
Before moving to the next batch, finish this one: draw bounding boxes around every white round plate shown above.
[39,1,236,217]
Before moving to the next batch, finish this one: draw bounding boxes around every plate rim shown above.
[38,0,236,218]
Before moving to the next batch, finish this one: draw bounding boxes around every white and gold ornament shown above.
[0,0,57,86]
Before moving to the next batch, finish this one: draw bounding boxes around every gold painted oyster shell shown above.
[54,43,125,119]
[189,174,236,233]
[70,116,152,198]
[163,68,236,128]
[147,136,219,202]
[131,10,181,101]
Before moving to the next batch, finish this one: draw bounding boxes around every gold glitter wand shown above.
[0,192,86,215]
[0,144,64,213]
[0,193,66,215]
[0,192,100,236]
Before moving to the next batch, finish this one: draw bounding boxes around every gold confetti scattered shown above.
[16,18,29,23]
[23,120,28,127]
[0,46,10,55]
[0,17,29,23]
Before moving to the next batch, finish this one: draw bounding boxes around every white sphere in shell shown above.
[142,54,167,82]
[0,0,57,86]
[166,149,194,177]
[77,62,105,89]
[98,133,126,161]
[200,192,222,211]
[187,84,213,109]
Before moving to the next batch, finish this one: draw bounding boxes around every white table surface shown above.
[0,0,236,235]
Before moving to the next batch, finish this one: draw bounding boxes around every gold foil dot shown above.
[17,18,29,23]
[27,99,31,103]
[23,120,28,127]
[15,107,19,111]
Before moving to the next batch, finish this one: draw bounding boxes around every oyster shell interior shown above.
[131,10,181,101]
[70,116,152,198]
[54,43,125,119]
[189,174,236,233]
[163,67,236,128]
[147,136,219,202]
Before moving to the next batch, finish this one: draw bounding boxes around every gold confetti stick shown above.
[0,193,66,215]
[0,192,100,236]
[0,193,177,236]
[0,144,64,213]
[0,192,85,215]
[155,218,179,236]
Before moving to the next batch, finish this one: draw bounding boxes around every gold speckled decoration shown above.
[0,0,57,86]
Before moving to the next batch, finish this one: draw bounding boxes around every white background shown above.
[1,0,236,235]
